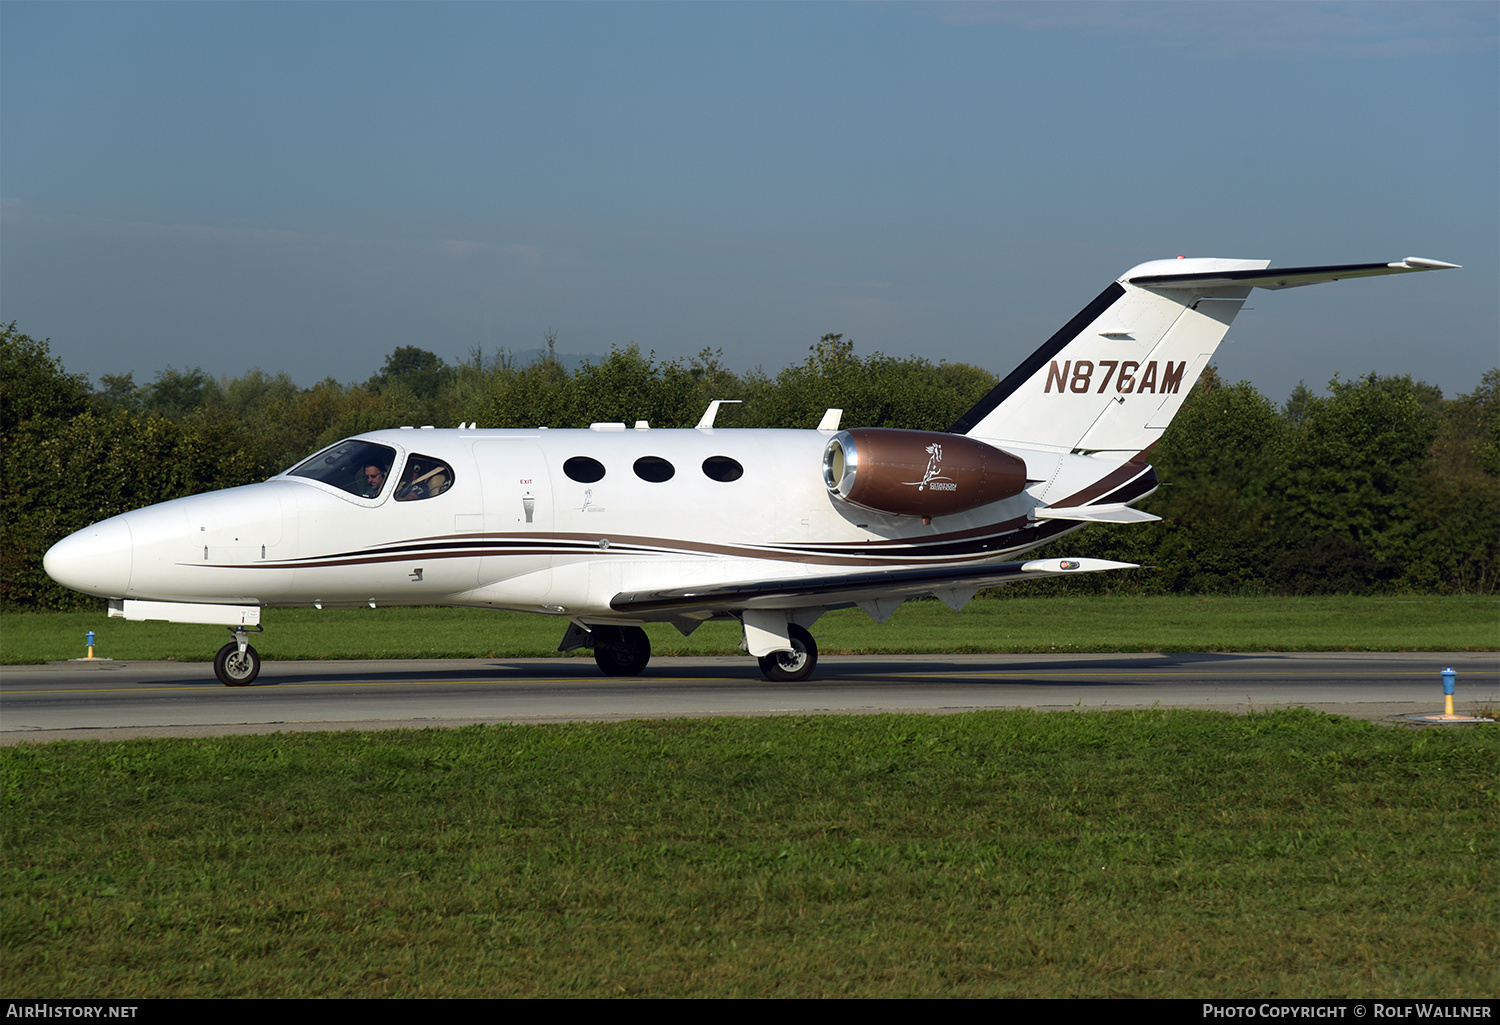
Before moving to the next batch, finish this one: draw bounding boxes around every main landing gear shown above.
[757,624,818,682]
[213,626,261,686]
[559,620,819,681]
[590,625,652,676]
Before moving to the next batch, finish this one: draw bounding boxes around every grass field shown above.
[3,594,1497,664]
[5,596,1495,996]
[1,710,1493,998]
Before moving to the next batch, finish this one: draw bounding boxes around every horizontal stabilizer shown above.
[1128,257,1459,291]
[1032,503,1162,524]
[1018,557,1139,575]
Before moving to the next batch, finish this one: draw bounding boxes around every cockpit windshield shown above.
[288,440,398,498]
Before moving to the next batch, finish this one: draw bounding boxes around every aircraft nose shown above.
[44,517,133,597]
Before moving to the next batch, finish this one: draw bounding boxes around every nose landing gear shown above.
[214,627,262,686]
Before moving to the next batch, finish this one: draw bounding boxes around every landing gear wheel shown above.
[592,626,651,676]
[758,624,817,682]
[214,642,261,687]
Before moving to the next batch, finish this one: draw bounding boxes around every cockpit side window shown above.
[289,440,398,498]
[394,454,454,502]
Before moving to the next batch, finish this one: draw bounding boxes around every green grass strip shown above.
[2,710,1494,997]
[3,595,1496,665]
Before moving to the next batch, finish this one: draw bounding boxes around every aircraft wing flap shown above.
[610,558,1136,615]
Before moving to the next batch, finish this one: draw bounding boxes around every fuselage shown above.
[42,424,1154,623]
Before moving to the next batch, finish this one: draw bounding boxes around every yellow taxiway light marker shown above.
[69,629,114,663]
[1406,667,1494,724]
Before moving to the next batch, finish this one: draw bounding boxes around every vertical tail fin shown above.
[950,256,1458,457]
[950,258,1264,455]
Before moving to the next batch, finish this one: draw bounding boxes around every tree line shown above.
[3,323,1495,609]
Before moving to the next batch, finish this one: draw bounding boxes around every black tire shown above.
[214,642,260,687]
[592,626,651,676]
[757,624,817,682]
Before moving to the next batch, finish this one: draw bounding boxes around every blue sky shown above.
[2,1,1495,405]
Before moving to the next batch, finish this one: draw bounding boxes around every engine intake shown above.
[822,428,1028,518]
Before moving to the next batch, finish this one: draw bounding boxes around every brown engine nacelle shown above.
[822,428,1028,519]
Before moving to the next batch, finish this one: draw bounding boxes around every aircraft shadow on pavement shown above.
[207,650,1265,689]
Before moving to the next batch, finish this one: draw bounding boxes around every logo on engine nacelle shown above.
[903,442,957,492]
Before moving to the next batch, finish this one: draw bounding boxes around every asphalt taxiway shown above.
[1,651,1495,743]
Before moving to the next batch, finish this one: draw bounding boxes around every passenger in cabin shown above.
[395,457,451,501]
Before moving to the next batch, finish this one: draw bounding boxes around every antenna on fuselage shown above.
[696,399,743,429]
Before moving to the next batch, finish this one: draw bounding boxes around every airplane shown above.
[43,255,1458,686]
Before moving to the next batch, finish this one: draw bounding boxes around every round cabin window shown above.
[701,456,744,482]
[563,456,606,483]
[633,456,675,483]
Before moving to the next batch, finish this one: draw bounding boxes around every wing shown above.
[609,557,1136,616]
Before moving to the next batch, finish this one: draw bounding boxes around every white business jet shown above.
[44,256,1457,685]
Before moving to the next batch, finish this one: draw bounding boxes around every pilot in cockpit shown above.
[360,463,388,498]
